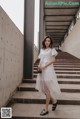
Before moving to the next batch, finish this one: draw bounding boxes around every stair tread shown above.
[34,69,80,73]
[34,73,80,76]
[12,91,80,101]
[33,78,80,81]
[34,67,80,69]
[18,83,80,90]
[55,67,80,69]
[57,78,80,81]
[23,78,80,83]
[11,103,80,118]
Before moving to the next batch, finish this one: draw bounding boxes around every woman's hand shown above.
[37,64,42,73]
[40,64,46,70]
[38,64,41,69]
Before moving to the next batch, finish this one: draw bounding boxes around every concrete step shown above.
[11,103,80,119]
[34,70,80,74]
[53,69,80,71]
[54,64,80,66]
[54,67,80,69]
[34,71,80,75]
[11,91,80,105]
[34,65,80,68]
[35,63,80,65]
[23,78,80,84]
[34,67,80,71]
[34,66,80,69]
[54,63,80,65]
[50,74,80,76]
[33,74,80,79]
[17,83,80,93]
[55,70,80,72]
[35,64,80,66]
[57,78,80,82]
[18,83,80,89]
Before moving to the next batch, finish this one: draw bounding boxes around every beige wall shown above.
[0,7,24,107]
[60,18,80,59]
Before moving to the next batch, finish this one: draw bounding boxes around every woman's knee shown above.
[45,92,50,97]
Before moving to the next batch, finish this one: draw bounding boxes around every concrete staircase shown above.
[7,51,80,119]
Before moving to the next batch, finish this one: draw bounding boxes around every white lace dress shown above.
[35,48,61,98]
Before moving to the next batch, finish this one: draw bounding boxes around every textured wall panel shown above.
[0,48,4,107]
[60,18,80,59]
[0,6,24,107]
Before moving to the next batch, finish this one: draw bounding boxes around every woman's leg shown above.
[50,94,58,111]
[42,81,57,112]
[50,95,57,104]
[45,92,57,111]
[45,93,51,111]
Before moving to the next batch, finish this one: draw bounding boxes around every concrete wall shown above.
[60,18,80,59]
[0,6,24,107]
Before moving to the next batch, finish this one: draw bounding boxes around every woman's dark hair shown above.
[42,36,54,49]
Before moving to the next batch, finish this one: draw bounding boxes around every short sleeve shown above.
[38,49,42,59]
[52,48,58,56]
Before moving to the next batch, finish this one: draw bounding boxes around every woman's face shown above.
[45,38,51,48]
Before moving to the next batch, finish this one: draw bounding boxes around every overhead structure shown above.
[42,0,80,48]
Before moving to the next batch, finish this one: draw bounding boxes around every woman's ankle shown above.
[45,107,48,112]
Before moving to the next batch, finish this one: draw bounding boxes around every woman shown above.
[35,36,61,116]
